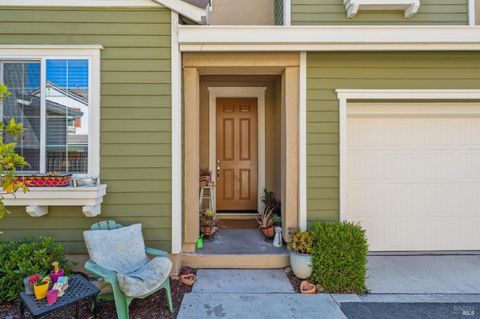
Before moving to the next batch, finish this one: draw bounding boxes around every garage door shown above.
[346,103,480,251]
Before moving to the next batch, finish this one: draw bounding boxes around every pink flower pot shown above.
[50,269,64,283]
[47,290,59,305]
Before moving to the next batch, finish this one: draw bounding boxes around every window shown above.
[0,58,90,175]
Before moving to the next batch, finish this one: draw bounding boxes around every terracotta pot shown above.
[181,274,196,286]
[260,226,275,238]
[289,251,313,279]
[300,280,316,294]
[34,282,49,300]
[200,225,219,236]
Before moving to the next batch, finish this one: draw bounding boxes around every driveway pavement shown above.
[178,256,480,318]
[367,255,480,294]
[178,269,347,319]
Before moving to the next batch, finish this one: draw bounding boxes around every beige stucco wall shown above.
[207,0,274,25]
[199,75,282,200]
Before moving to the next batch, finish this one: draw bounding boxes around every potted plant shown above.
[257,207,275,238]
[262,189,281,215]
[199,168,212,187]
[288,231,314,279]
[29,274,51,300]
[200,208,219,236]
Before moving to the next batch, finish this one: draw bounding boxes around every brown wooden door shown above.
[216,98,258,211]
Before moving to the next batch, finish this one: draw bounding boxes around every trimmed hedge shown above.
[0,236,69,302]
[310,222,368,294]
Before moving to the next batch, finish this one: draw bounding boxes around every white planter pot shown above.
[289,251,313,279]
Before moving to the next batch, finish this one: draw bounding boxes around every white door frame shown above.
[208,87,267,212]
[336,89,480,222]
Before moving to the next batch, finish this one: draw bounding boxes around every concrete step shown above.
[192,269,294,293]
[182,252,289,268]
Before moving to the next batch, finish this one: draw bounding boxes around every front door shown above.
[216,98,258,211]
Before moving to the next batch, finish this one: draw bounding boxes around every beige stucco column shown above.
[281,67,300,242]
[183,67,200,252]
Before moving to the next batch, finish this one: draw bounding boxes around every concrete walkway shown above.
[367,255,480,294]
[178,269,347,319]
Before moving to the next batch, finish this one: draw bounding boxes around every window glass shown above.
[1,62,41,171]
[46,59,89,174]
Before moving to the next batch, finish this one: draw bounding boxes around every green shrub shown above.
[310,222,368,294]
[0,236,69,302]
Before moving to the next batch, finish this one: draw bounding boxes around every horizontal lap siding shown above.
[0,7,172,253]
[307,52,480,224]
[292,0,468,25]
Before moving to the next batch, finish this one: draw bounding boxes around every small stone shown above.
[316,285,324,293]
[284,267,292,273]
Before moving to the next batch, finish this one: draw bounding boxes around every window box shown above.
[15,174,72,187]
[2,184,107,217]
[344,0,420,18]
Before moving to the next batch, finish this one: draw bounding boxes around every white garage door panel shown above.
[346,103,480,251]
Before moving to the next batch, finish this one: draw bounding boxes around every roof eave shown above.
[153,0,206,24]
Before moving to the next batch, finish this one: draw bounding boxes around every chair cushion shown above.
[83,223,149,274]
[117,257,172,298]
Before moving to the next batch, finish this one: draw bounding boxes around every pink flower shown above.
[28,274,41,286]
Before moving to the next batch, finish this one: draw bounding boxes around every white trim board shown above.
[336,89,480,223]
[171,12,182,254]
[178,26,480,52]
[298,52,307,231]
[283,0,291,26]
[0,0,206,24]
[0,0,159,7]
[469,0,476,26]
[207,87,267,213]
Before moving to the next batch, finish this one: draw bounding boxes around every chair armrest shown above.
[84,260,117,283]
[145,246,169,257]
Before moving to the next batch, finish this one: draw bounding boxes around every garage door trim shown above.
[336,89,480,224]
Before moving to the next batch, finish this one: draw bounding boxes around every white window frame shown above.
[469,0,476,26]
[0,45,102,178]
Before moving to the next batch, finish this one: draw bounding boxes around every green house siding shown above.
[307,51,480,225]
[292,0,468,25]
[0,7,172,253]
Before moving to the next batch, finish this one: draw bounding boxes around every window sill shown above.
[344,0,420,18]
[3,184,107,217]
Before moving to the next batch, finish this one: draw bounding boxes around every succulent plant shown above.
[288,231,314,254]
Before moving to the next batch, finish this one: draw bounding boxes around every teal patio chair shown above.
[83,220,173,319]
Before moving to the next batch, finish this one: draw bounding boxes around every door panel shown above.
[346,102,480,251]
[216,98,258,211]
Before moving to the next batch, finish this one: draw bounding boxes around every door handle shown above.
[217,160,221,179]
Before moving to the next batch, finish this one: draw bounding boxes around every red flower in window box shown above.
[15,173,72,187]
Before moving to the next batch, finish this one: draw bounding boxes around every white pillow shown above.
[83,223,148,274]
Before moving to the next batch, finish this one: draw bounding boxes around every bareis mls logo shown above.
[453,305,475,316]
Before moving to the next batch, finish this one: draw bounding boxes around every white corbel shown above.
[82,204,101,217]
[26,205,48,217]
